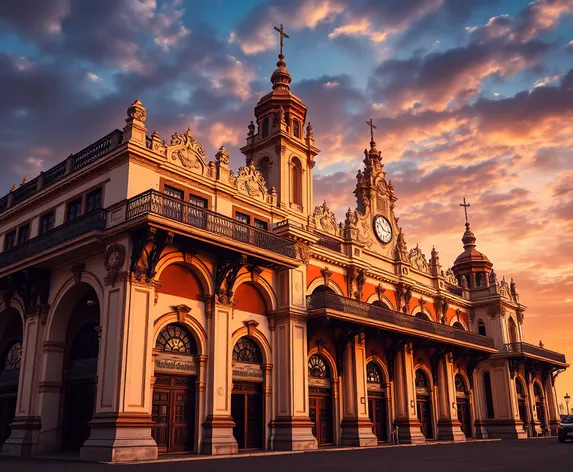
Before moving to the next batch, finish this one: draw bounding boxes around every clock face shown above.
[374,215,393,244]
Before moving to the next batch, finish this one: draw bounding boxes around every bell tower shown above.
[240,24,320,225]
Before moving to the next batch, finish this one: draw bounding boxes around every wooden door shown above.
[231,383,263,450]
[151,378,195,453]
[309,395,333,446]
[152,389,170,452]
[456,399,471,438]
[0,395,16,446]
[518,400,528,433]
[417,398,432,439]
[536,402,546,431]
[368,396,388,441]
[62,381,96,450]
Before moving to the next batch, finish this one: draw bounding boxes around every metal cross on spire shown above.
[274,23,289,55]
[460,197,471,226]
[366,118,377,143]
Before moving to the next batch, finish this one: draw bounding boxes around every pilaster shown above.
[340,336,377,446]
[201,300,238,455]
[436,355,465,441]
[270,312,317,451]
[392,344,425,444]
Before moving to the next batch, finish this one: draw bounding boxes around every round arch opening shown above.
[415,369,433,439]
[366,361,388,441]
[308,354,334,446]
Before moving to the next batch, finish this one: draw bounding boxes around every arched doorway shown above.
[415,369,433,439]
[61,291,100,450]
[0,309,22,447]
[308,354,334,446]
[455,374,471,438]
[534,382,546,433]
[515,378,528,435]
[152,323,198,453]
[366,362,387,441]
[231,336,264,449]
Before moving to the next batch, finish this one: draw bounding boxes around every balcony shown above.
[504,342,567,366]
[0,210,107,270]
[307,292,497,352]
[126,190,298,263]
[0,130,123,214]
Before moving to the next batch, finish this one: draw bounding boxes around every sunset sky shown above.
[1,0,573,404]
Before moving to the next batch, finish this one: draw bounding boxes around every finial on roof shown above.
[271,24,292,91]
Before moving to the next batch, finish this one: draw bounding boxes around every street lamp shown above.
[565,393,571,415]
[560,403,565,415]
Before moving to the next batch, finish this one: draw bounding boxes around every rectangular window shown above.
[189,194,207,208]
[39,211,55,234]
[17,223,30,244]
[4,230,16,251]
[235,212,250,225]
[484,372,495,419]
[86,188,102,213]
[254,219,268,230]
[164,185,184,200]
[66,197,82,222]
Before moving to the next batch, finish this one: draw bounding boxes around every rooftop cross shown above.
[366,118,377,143]
[274,23,289,55]
[460,197,471,227]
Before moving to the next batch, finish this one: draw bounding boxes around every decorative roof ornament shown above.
[313,201,338,236]
[235,159,268,200]
[306,122,314,139]
[271,23,292,91]
[409,244,429,273]
[247,121,255,136]
[167,127,207,173]
[394,227,409,263]
[215,146,230,167]
[126,98,146,123]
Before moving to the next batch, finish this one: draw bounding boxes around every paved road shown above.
[1,438,570,471]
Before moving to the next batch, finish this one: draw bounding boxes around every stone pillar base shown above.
[475,419,528,439]
[394,417,426,444]
[437,419,466,442]
[270,416,318,451]
[80,413,158,463]
[530,420,543,437]
[201,415,238,455]
[1,416,41,457]
[549,419,560,436]
[340,418,378,447]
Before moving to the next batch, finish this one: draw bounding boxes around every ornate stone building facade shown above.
[0,47,567,462]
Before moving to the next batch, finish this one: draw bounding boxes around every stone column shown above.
[80,279,157,462]
[436,354,465,441]
[2,311,45,456]
[201,300,237,454]
[270,312,317,451]
[545,376,560,435]
[340,336,377,446]
[392,343,425,443]
[526,379,542,436]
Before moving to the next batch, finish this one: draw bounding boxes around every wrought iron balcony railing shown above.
[126,190,298,259]
[0,209,107,269]
[0,130,123,214]
[504,342,566,364]
[307,292,496,349]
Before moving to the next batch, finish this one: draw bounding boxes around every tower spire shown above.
[271,24,292,91]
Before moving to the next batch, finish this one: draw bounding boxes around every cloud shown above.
[230,0,345,55]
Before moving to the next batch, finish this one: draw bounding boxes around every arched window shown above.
[308,354,329,379]
[508,317,518,344]
[291,157,303,207]
[156,324,197,355]
[372,300,391,309]
[312,285,336,295]
[262,117,270,138]
[515,379,525,397]
[483,371,495,418]
[259,156,271,188]
[455,374,466,394]
[415,369,430,389]
[534,382,542,398]
[478,319,487,336]
[232,337,262,364]
[2,341,22,371]
[293,119,301,138]
[415,312,431,321]
[70,323,99,361]
[367,362,383,385]
[475,272,483,288]
[453,322,465,330]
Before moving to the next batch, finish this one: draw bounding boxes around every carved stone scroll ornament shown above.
[395,283,412,313]
[214,255,247,306]
[444,268,458,286]
[235,159,268,201]
[376,283,385,301]
[296,242,310,265]
[409,244,429,273]
[321,267,333,287]
[71,262,86,285]
[127,99,146,123]
[104,244,126,287]
[167,128,207,174]
[486,302,506,319]
[313,201,338,236]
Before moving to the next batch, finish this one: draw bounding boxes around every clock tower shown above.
[240,26,320,226]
